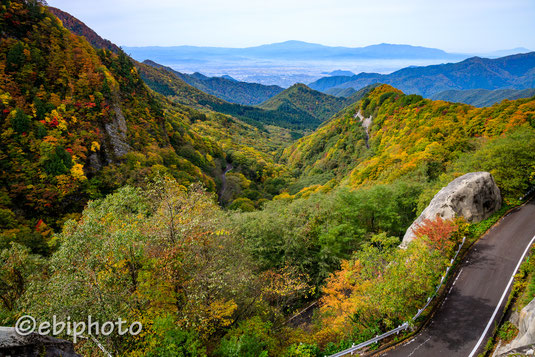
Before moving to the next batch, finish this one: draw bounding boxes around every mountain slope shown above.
[325,87,358,97]
[309,52,535,97]
[135,60,228,109]
[46,7,283,106]
[138,61,331,130]
[47,6,120,53]
[0,1,226,250]
[259,83,349,122]
[143,60,283,105]
[280,84,535,196]
[0,1,290,254]
[430,88,535,107]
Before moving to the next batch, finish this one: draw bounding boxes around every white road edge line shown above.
[467,234,535,357]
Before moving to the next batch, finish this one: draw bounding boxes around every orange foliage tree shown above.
[413,215,459,254]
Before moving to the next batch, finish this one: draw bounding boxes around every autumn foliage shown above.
[281,84,535,199]
[413,216,459,254]
[2,1,535,356]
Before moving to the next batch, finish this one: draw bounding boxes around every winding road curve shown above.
[380,200,535,357]
[218,163,233,203]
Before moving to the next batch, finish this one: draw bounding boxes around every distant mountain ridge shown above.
[309,52,535,97]
[124,41,466,62]
[430,88,535,107]
[143,60,283,105]
[324,70,356,77]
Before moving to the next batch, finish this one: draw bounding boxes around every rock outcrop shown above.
[401,172,502,247]
[495,298,535,356]
[104,93,131,160]
[0,327,80,357]
[355,110,372,148]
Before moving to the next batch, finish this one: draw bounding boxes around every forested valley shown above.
[1,1,535,356]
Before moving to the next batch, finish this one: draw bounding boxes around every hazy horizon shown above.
[122,40,532,54]
[47,0,535,53]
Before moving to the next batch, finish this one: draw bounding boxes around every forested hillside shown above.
[259,83,349,122]
[282,84,535,203]
[2,2,535,357]
[47,6,120,53]
[142,60,283,106]
[0,0,287,255]
[138,60,330,130]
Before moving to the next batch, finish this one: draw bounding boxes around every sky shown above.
[46,0,535,53]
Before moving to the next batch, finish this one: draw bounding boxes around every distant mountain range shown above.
[309,52,535,98]
[123,41,533,67]
[143,60,283,106]
[323,70,356,77]
[430,88,535,107]
[122,41,533,88]
[123,41,469,63]
[481,47,533,58]
[48,7,535,109]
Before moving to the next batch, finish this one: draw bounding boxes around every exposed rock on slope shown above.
[495,298,535,356]
[0,327,80,357]
[402,172,502,246]
[354,110,372,148]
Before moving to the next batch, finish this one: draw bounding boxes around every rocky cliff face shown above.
[402,172,502,246]
[495,298,535,356]
[0,327,80,357]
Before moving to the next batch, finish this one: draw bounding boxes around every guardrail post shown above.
[326,237,468,357]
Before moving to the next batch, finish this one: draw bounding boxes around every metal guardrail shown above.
[327,237,466,357]
[328,323,409,357]
[412,236,465,321]
[521,185,535,201]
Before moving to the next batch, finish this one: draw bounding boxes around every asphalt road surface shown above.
[380,200,535,357]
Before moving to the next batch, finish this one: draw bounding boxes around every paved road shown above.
[380,200,535,357]
[217,163,233,203]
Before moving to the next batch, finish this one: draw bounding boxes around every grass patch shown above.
[516,249,535,309]
[468,204,512,238]
[497,321,519,343]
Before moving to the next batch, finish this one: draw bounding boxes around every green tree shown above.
[140,315,206,357]
[454,126,535,203]
[6,42,25,71]
[43,146,73,176]
[11,109,30,134]
[0,243,45,323]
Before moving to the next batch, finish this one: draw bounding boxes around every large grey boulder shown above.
[401,172,501,247]
[0,327,80,356]
[495,298,535,356]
